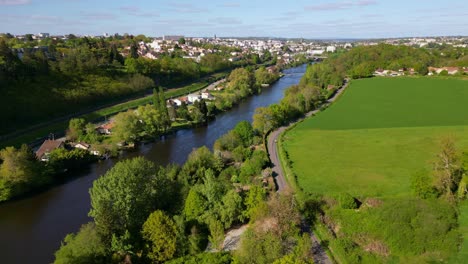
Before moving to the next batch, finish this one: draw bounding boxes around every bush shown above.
[338,193,358,209]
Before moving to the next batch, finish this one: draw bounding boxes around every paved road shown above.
[267,79,349,264]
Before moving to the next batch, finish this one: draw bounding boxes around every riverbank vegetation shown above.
[282,76,468,262]
[53,118,312,263]
[0,64,279,202]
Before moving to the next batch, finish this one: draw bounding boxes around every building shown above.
[187,94,201,103]
[326,46,337,52]
[201,92,214,100]
[74,142,90,150]
[98,122,114,135]
[35,139,64,162]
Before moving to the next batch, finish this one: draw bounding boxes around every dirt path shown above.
[267,79,349,264]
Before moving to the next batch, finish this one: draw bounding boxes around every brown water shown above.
[0,64,307,264]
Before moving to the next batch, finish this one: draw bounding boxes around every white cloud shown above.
[305,0,377,11]
[0,0,30,5]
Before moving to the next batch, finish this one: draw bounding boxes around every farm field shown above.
[284,77,468,197]
[282,77,468,263]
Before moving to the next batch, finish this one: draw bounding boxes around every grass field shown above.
[284,77,468,197]
[282,77,468,263]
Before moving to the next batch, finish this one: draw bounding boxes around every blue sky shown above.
[0,0,467,38]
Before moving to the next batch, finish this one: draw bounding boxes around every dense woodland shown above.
[0,34,262,135]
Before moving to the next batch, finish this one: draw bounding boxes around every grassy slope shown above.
[283,77,468,263]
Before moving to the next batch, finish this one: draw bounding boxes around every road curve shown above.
[266,79,349,264]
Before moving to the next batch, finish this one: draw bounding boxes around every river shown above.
[0,64,307,264]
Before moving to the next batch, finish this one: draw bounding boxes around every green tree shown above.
[220,190,244,228]
[142,210,178,262]
[0,145,46,201]
[233,121,254,147]
[67,118,86,141]
[89,157,170,246]
[54,223,107,264]
[411,170,438,199]
[184,188,207,221]
[227,68,255,97]
[137,104,162,137]
[130,42,139,58]
[252,106,275,136]
[208,219,225,251]
[243,185,266,220]
[433,137,462,200]
[112,110,142,143]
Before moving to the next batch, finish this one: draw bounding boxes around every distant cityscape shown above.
[4,32,467,69]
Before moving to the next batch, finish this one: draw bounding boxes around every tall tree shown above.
[142,210,178,262]
[89,157,170,247]
[433,137,462,200]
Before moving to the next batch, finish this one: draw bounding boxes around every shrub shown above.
[338,193,358,209]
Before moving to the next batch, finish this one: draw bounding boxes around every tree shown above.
[179,38,186,45]
[137,104,162,137]
[142,210,178,262]
[130,42,139,58]
[112,110,142,143]
[208,219,225,251]
[233,121,254,147]
[220,190,244,228]
[243,185,266,220]
[433,137,462,200]
[411,170,437,199]
[252,106,275,136]
[67,118,86,141]
[0,145,46,201]
[54,223,107,264]
[184,188,207,221]
[235,228,283,264]
[227,68,255,97]
[89,157,170,246]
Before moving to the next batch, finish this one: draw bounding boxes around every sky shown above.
[0,0,467,38]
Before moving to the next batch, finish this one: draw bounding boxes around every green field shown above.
[284,77,468,197]
[282,77,468,263]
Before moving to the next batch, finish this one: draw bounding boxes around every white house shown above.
[74,142,90,150]
[172,99,182,106]
[326,46,337,53]
[201,92,214,100]
[187,94,201,103]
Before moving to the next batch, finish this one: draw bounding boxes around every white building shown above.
[187,94,201,103]
[326,46,336,52]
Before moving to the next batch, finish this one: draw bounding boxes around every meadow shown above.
[282,77,468,263]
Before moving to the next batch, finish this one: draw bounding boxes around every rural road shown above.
[267,79,349,264]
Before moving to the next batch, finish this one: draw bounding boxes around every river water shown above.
[0,64,307,264]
